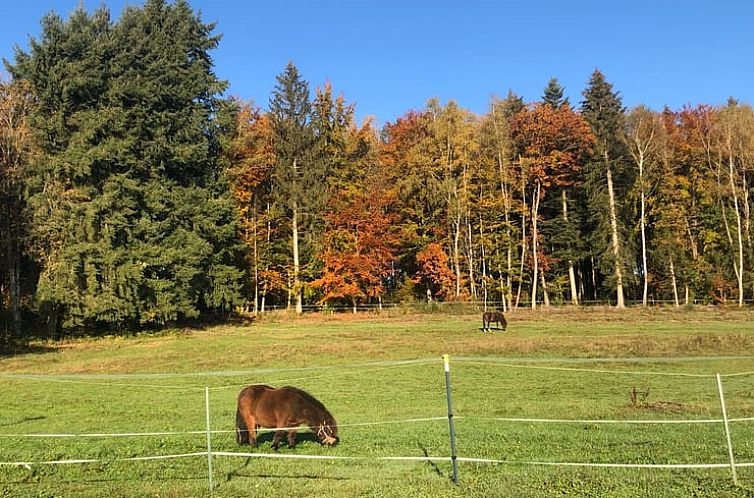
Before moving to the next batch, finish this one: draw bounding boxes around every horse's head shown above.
[316,419,338,446]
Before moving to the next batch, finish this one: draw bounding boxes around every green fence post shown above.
[442,354,459,484]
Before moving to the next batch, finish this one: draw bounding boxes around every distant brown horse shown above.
[236,385,338,449]
[482,311,507,331]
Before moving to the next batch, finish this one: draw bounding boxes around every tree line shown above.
[2,0,753,342]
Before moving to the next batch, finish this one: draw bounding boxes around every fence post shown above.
[205,387,214,493]
[442,354,459,484]
[716,373,738,486]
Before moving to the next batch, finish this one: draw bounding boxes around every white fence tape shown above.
[3,356,752,391]
[0,452,206,467]
[457,361,715,378]
[179,453,754,470]
[0,417,449,439]
[7,450,748,472]
[475,416,725,425]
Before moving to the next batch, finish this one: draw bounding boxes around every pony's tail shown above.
[235,408,249,445]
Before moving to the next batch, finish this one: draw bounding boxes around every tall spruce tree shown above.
[542,77,569,109]
[7,0,244,332]
[268,62,317,314]
[580,69,631,308]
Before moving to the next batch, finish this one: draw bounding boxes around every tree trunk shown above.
[292,197,302,314]
[479,215,488,311]
[453,211,462,298]
[640,171,649,307]
[466,213,476,299]
[669,256,679,308]
[540,268,550,307]
[252,203,259,315]
[497,257,507,313]
[562,190,579,305]
[515,167,527,310]
[531,182,541,309]
[727,153,745,307]
[605,156,626,309]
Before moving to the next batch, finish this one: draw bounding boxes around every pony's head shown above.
[316,418,338,446]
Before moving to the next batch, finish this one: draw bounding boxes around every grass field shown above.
[2,307,754,497]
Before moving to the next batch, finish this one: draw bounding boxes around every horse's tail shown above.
[235,407,249,444]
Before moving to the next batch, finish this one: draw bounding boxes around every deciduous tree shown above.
[0,79,37,340]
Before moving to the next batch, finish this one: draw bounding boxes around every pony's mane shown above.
[283,386,335,423]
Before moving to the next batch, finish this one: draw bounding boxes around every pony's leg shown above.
[271,430,285,450]
[241,414,257,446]
[287,429,298,449]
[250,423,258,446]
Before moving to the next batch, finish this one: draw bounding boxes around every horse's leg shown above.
[271,430,285,450]
[287,429,298,449]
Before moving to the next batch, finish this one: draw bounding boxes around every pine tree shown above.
[268,62,318,314]
[7,1,244,332]
[581,69,631,308]
[542,77,569,109]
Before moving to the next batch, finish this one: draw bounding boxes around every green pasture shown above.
[1,307,754,497]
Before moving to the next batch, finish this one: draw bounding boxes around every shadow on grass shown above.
[418,441,445,478]
[0,341,58,358]
[0,475,208,487]
[247,431,323,448]
[0,415,46,428]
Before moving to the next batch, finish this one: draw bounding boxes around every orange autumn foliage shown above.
[311,188,399,306]
[413,243,455,299]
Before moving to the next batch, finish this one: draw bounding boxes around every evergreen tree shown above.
[7,0,244,332]
[542,77,569,109]
[268,62,318,313]
[581,69,632,308]
[501,89,525,118]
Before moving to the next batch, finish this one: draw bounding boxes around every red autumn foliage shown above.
[413,243,455,299]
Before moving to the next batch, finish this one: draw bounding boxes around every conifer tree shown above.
[268,62,317,314]
[542,77,569,109]
[7,0,244,332]
[581,69,631,308]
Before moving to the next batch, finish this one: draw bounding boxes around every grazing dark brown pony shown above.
[236,385,338,449]
[482,311,507,331]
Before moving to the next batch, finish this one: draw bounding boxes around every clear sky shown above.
[1,0,752,126]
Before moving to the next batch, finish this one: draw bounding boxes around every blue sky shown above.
[1,1,752,126]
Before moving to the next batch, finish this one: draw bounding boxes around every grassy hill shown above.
[1,307,753,497]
